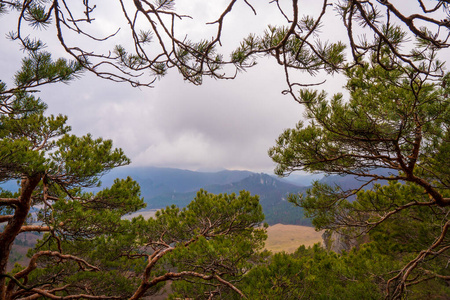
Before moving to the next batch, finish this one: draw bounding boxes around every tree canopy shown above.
[269,50,450,298]
[0,1,448,90]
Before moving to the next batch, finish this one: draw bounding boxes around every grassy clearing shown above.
[265,224,323,253]
[122,209,159,220]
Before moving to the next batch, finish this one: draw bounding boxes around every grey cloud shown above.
[0,1,346,173]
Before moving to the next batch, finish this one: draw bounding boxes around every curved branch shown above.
[17,288,122,300]
[0,198,20,207]
[130,270,247,300]
[407,174,450,207]
[381,0,449,48]
[15,250,99,281]
[387,220,450,298]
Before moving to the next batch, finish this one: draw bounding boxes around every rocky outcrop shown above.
[322,229,369,254]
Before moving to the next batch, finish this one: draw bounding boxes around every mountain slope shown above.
[147,173,310,226]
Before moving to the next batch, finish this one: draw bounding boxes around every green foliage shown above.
[15,52,82,87]
[148,190,267,299]
[0,102,128,184]
[269,59,450,177]
[2,0,448,90]
[0,50,82,118]
[232,24,346,74]
[2,3,449,299]
[48,134,130,187]
[237,244,384,300]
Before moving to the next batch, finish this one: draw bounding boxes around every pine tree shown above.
[0,54,266,299]
[269,50,450,298]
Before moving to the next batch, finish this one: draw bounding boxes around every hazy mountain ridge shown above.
[318,168,398,190]
[98,166,254,198]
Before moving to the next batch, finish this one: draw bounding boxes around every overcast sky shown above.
[2,1,444,174]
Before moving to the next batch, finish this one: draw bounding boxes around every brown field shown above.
[265,224,324,253]
[124,212,324,254]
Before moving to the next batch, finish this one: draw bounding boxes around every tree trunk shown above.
[0,175,41,299]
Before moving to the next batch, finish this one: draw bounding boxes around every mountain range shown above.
[1,166,392,226]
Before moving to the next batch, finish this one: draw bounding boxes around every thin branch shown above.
[19,225,51,233]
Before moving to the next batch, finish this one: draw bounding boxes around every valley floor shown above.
[265,224,324,253]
